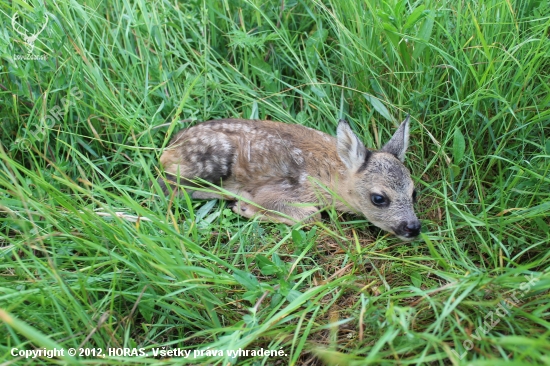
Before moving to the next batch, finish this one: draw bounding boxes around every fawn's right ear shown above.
[381,115,411,162]
[337,119,370,171]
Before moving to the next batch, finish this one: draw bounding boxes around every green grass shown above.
[1,0,549,364]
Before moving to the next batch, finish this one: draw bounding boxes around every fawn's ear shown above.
[337,119,370,171]
[381,115,410,162]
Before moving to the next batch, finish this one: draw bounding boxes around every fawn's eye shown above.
[412,189,418,202]
[371,194,388,206]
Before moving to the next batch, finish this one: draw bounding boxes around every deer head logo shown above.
[11,12,49,53]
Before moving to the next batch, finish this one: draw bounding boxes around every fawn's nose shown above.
[399,221,421,238]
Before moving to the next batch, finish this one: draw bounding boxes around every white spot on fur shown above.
[196,145,206,154]
[281,181,293,190]
[221,141,231,152]
[291,148,304,165]
[203,136,217,146]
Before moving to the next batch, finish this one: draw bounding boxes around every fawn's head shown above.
[337,116,421,241]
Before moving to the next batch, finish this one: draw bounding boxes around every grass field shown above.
[1,0,549,364]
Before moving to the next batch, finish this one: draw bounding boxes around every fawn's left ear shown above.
[336,119,370,171]
[381,115,411,162]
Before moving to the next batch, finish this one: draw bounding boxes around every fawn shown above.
[158,117,420,240]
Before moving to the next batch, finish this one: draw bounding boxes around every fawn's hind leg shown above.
[158,161,232,199]
[157,173,225,199]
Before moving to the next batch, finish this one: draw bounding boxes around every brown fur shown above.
[158,117,421,240]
